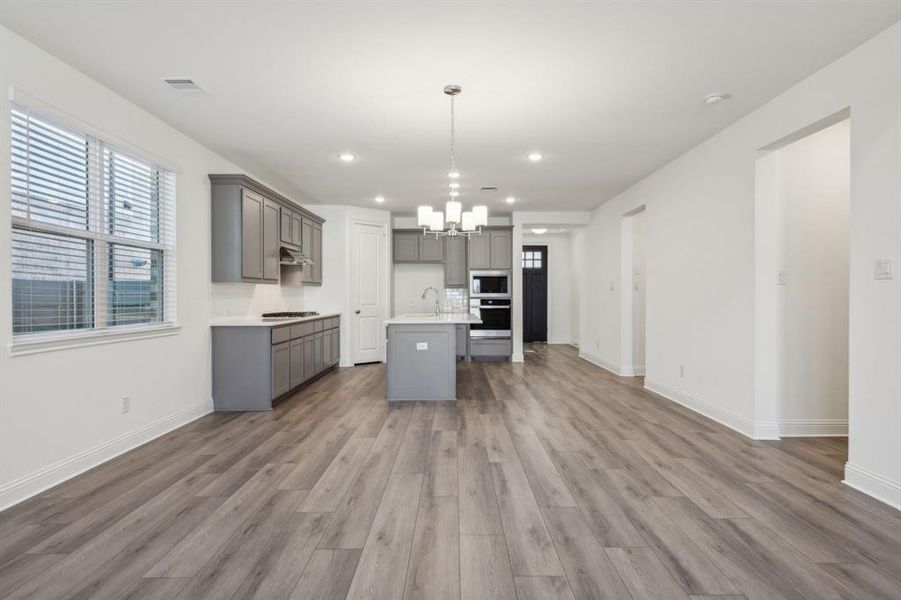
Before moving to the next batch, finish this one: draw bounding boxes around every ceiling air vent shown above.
[161,78,206,96]
[480,186,498,192]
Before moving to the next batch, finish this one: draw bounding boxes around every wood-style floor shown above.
[2,344,900,600]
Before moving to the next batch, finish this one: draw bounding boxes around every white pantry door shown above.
[352,221,386,364]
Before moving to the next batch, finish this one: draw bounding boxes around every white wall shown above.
[393,263,445,316]
[0,27,390,508]
[779,120,850,434]
[630,211,647,372]
[522,233,579,345]
[578,23,901,508]
[0,26,248,508]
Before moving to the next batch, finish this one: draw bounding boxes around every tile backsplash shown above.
[443,288,468,313]
[210,283,305,318]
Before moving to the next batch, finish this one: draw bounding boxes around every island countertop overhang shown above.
[385,313,482,325]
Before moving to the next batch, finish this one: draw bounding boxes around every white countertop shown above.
[210,312,341,327]
[385,313,482,325]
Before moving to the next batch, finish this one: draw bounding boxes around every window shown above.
[522,250,542,270]
[10,105,176,340]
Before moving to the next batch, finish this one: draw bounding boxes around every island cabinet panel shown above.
[468,234,491,269]
[445,236,467,287]
[394,232,420,262]
[212,316,341,411]
[418,235,445,262]
[386,323,457,401]
[271,342,291,399]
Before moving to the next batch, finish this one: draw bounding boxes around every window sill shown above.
[9,324,181,357]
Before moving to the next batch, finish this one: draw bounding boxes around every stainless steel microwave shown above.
[470,270,511,298]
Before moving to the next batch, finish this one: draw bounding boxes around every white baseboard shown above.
[643,378,765,439]
[578,350,626,376]
[779,418,848,437]
[634,365,646,376]
[512,353,524,363]
[0,399,212,510]
[620,365,636,376]
[843,462,901,511]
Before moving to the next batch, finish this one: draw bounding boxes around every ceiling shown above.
[1,2,898,214]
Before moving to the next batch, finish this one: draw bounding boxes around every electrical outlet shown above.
[776,269,787,285]
[679,365,684,378]
[875,257,894,280]
[609,282,616,293]
[122,396,130,414]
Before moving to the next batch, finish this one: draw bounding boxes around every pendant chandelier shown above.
[417,84,488,237]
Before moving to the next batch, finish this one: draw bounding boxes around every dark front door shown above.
[522,245,547,343]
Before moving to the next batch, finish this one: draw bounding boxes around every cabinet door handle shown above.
[355,309,361,314]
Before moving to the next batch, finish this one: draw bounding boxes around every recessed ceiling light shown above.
[528,152,543,162]
[448,170,460,179]
[374,196,385,203]
[449,182,460,189]
[531,228,547,234]
[505,196,516,204]
[339,153,355,162]
[704,93,730,105]
[449,191,460,197]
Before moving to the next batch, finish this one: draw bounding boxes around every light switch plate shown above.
[416,342,428,351]
[776,269,787,285]
[875,257,894,280]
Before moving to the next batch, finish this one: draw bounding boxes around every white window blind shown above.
[10,105,177,339]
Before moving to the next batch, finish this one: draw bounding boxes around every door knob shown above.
[355,309,361,314]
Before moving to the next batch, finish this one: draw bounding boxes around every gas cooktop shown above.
[261,311,319,320]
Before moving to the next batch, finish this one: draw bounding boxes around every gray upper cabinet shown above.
[262,200,280,280]
[310,223,323,284]
[489,230,512,269]
[241,189,265,279]
[210,174,325,285]
[468,233,491,269]
[392,230,444,263]
[280,207,293,244]
[418,235,445,262]
[468,229,512,270]
[393,232,420,262]
[445,236,467,287]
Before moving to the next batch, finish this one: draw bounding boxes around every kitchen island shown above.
[385,313,482,401]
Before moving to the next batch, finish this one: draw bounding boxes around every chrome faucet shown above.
[421,286,440,316]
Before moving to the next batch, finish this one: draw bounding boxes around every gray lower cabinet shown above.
[289,338,305,388]
[455,324,468,358]
[470,337,512,358]
[445,236,467,287]
[314,332,324,373]
[212,317,341,411]
[271,342,291,399]
[304,334,315,379]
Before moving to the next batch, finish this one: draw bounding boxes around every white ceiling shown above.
[1,2,898,213]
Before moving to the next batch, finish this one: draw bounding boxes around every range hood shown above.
[280,246,313,266]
